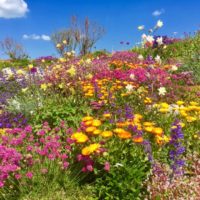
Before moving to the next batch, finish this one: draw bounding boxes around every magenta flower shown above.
[104,162,110,171]
[26,172,33,179]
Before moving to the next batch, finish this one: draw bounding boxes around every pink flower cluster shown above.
[0,145,21,187]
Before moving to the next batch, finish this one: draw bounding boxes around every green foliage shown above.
[33,94,92,127]
[1,163,95,200]
[94,140,150,200]
[0,58,30,70]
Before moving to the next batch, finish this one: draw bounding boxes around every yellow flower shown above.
[144,126,154,132]
[93,129,102,135]
[82,143,100,156]
[92,119,102,127]
[160,102,169,109]
[22,87,28,93]
[176,101,184,106]
[56,43,62,48]
[28,64,33,69]
[84,120,93,126]
[67,66,76,76]
[144,97,152,104]
[17,69,25,75]
[71,132,88,143]
[113,128,125,134]
[40,84,48,91]
[101,131,113,138]
[152,127,163,136]
[63,40,67,44]
[180,111,187,117]
[190,101,198,106]
[156,135,170,145]
[178,122,185,128]
[58,83,64,89]
[134,114,143,120]
[159,108,169,113]
[186,116,197,123]
[85,126,96,133]
[82,116,93,122]
[143,122,155,127]
[103,113,111,118]
[59,58,66,62]
[0,128,7,135]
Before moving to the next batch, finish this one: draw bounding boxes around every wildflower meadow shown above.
[0,1,200,199]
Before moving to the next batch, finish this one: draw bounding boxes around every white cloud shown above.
[0,0,28,19]
[41,34,51,41]
[23,34,51,41]
[152,9,165,17]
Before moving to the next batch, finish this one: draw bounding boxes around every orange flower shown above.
[103,113,111,118]
[133,136,143,143]
[118,131,132,139]
[116,122,126,127]
[152,127,163,136]
[84,120,93,126]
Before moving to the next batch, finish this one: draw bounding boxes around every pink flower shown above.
[104,162,110,171]
[15,174,22,180]
[26,172,33,179]
[0,181,4,188]
[63,161,69,169]
[86,164,93,172]
[41,168,48,174]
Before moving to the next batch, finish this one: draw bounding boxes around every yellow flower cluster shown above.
[82,78,138,104]
[82,143,101,156]
[156,101,200,123]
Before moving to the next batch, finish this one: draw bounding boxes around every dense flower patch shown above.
[0,22,200,199]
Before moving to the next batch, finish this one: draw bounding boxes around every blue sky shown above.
[0,0,200,58]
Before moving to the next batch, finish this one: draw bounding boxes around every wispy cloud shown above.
[23,34,51,41]
[0,0,28,19]
[152,9,165,17]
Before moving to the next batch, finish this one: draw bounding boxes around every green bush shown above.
[94,139,150,200]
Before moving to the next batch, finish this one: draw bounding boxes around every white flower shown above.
[130,73,135,80]
[85,58,91,64]
[141,34,147,39]
[158,87,166,96]
[138,54,144,61]
[156,20,163,28]
[171,65,178,71]
[146,35,154,43]
[126,84,134,92]
[114,163,123,167]
[138,25,145,30]
[156,37,163,45]
[71,50,76,54]
[66,52,71,56]
[155,55,161,64]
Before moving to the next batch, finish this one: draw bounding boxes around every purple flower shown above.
[169,120,185,177]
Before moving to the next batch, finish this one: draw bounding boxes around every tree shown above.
[51,16,105,56]
[0,37,27,60]
[79,17,105,55]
